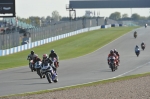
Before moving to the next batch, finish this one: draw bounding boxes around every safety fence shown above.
[0,24,122,56]
[0,18,119,50]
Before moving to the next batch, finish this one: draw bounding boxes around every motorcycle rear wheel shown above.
[37,69,42,79]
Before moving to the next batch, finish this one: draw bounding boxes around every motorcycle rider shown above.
[42,54,57,74]
[49,49,59,67]
[107,50,117,67]
[27,51,36,66]
[114,49,120,66]
[135,45,140,53]
[134,31,137,37]
[27,50,36,60]
[33,54,42,64]
[145,24,147,28]
[141,41,145,47]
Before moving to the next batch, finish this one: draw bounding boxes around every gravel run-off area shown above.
[1,75,150,99]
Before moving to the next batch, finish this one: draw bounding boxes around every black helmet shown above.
[31,50,34,55]
[110,50,114,54]
[51,49,54,53]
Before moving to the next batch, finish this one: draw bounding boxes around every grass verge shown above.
[1,72,150,98]
[0,27,139,70]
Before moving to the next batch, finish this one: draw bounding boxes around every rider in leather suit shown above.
[114,49,120,66]
[141,41,145,47]
[27,51,36,66]
[107,50,117,67]
[49,49,59,66]
[33,54,42,64]
[27,51,36,60]
[42,54,57,73]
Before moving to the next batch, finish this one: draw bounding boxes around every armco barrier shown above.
[119,24,123,27]
[111,24,115,27]
[0,25,115,56]
[101,25,105,28]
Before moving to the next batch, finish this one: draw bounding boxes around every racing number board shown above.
[0,0,15,17]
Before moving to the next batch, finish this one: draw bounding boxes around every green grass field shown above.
[0,27,139,70]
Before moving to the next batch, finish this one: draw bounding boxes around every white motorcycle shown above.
[41,63,58,83]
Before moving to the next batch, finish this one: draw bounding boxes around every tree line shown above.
[16,10,150,27]
[109,12,150,20]
[16,10,61,27]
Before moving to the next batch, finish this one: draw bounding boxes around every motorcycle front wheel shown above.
[46,72,52,83]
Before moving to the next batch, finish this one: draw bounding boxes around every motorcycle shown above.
[145,24,147,28]
[134,33,137,38]
[108,56,117,72]
[41,64,58,83]
[135,49,140,57]
[29,60,36,72]
[35,61,42,78]
[141,44,145,50]
[50,57,59,69]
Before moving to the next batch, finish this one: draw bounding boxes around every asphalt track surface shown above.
[1,27,150,96]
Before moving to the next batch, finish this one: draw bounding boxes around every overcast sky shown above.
[15,0,150,18]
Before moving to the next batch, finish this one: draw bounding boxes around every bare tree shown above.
[52,10,61,21]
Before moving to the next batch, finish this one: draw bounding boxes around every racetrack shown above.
[1,26,150,96]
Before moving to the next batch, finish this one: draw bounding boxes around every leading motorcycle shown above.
[41,64,58,83]
[135,49,140,57]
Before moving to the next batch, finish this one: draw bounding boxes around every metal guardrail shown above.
[0,24,117,56]
[0,18,119,50]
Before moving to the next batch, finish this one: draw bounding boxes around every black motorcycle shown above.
[135,49,140,57]
[109,58,117,72]
[141,44,145,50]
[29,60,36,72]
[134,33,137,38]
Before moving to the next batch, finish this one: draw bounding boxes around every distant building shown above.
[84,11,93,17]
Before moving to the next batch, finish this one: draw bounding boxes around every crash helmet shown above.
[31,50,34,55]
[43,54,48,59]
[110,50,114,54]
[51,49,54,53]
[114,49,117,53]
[34,54,38,58]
